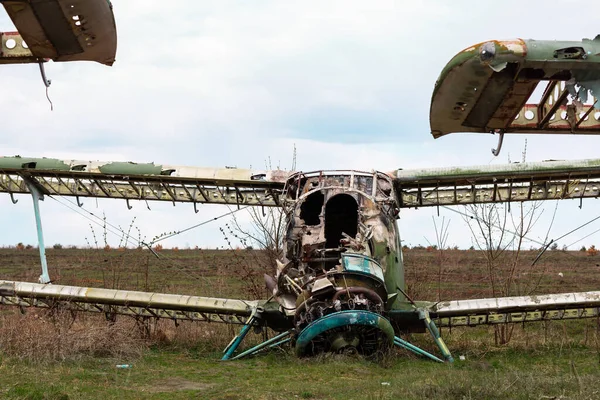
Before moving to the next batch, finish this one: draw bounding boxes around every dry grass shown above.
[0,305,272,363]
[1,248,600,364]
[0,308,146,362]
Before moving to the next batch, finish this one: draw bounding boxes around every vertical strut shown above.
[25,181,50,284]
[419,309,453,362]
[222,307,261,360]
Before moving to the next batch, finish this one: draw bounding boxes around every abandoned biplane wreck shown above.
[2,1,600,362]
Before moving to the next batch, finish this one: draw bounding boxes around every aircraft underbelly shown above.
[1,0,117,65]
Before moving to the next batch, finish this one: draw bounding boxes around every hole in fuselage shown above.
[300,191,324,226]
[325,194,358,248]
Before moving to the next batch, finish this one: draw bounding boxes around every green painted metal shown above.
[230,330,293,360]
[419,309,454,362]
[395,158,600,182]
[24,182,50,284]
[342,254,385,282]
[222,315,256,361]
[98,162,163,175]
[393,336,443,363]
[267,337,291,350]
[0,157,70,171]
[431,36,600,137]
[295,310,395,357]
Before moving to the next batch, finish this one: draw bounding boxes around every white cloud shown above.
[1,1,600,255]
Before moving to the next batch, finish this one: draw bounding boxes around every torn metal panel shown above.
[393,158,600,208]
[255,170,409,354]
[431,36,600,137]
[273,171,404,323]
[1,0,117,65]
[0,156,288,207]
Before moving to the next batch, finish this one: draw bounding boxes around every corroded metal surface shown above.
[1,0,117,65]
[431,36,600,137]
[0,31,36,63]
[431,291,600,327]
[0,156,288,207]
[278,171,403,312]
[0,280,259,324]
[294,310,394,356]
[394,158,600,208]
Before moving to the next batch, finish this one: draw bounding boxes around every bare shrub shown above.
[220,224,275,299]
[151,319,237,352]
[587,245,598,256]
[464,201,549,345]
[115,316,275,358]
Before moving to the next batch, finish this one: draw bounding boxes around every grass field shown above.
[1,247,600,399]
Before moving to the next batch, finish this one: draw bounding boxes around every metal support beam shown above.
[222,308,261,360]
[0,172,282,207]
[230,330,293,360]
[419,309,454,362]
[24,180,50,284]
[393,336,443,363]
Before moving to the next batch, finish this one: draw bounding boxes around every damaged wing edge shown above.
[1,0,117,65]
[431,291,600,327]
[0,155,290,184]
[431,36,600,138]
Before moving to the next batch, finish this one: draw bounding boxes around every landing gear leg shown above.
[419,309,454,362]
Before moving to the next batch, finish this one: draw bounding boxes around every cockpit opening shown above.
[325,194,358,248]
[300,191,324,226]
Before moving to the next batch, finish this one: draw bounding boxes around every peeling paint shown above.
[431,36,600,137]
[1,0,117,65]
[266,170,406,337]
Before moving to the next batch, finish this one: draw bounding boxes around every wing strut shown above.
[24,178,50,284]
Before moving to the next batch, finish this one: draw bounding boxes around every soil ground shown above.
[2,246,598,300]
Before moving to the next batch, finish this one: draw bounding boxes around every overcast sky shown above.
[2,1,600,253]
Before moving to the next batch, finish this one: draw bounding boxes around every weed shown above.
[0,308,145,362]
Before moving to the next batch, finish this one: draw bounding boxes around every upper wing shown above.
[0,156,289,207]
[431,36,600,138]
[393,158,600,208]
[1,0,117,65]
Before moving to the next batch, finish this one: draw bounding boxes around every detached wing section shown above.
[394,158,600,208]
[1,0,116,65]
[0,156,288,207]
[431,36,600,138]
[431,291,600,328]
